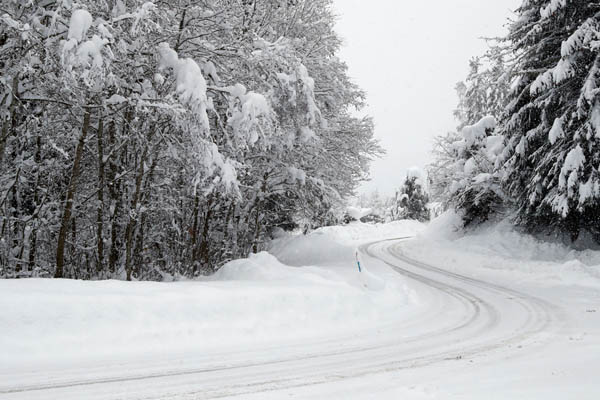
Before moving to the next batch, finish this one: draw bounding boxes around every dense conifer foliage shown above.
[393,174,430,222]
[430,0,600,243]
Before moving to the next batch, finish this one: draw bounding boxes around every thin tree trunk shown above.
[15,228,25,274]
[108,200,121,275]
[125,147,147,281]
[107,114,129,276]
[133,212,145,278]
[55,110,91,278]
[252,205,261,254]
[252,173,269,254]
[223,199,236,258]
[190,193,200,266]
[134,152,158,277]
[174,7,188,52]
[96,116,105,275]
[197,195,214,274]
[70,215,77,277]
[28,228,37,272]
[107,123,120,275]
[0,76,18,164]
[28,135,42,272]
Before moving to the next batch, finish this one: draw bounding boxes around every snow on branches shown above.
[158,42,210,130]
[436,0,600,239]
[0,0,378,279]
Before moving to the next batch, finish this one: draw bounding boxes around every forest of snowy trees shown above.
[430,0,600,244]
[0,0,382,279]
[3,0,600,281]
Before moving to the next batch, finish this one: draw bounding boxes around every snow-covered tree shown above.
[0,0,380,279]
[394,170,430,222]
[429,45,510,222]
[454,45,511,130]
[429,131,461,207]
[355,190,393,223]
[500,0,600,242]
[449,116,507,225]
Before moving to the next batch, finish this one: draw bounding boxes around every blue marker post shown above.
[355,251,362,272]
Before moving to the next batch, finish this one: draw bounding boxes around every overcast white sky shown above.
[333,0,521,195]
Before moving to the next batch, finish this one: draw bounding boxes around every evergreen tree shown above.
[500,0,600,242]
[395,173,430,222]
[451,116,507,226]
[455,45,511,130]
[429,44,510,224]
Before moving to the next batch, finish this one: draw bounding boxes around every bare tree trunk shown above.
[107,121,121,275]
[174,7,188,52]
[197,195,214,274]
[133,212,145,278]
[108,200,121,275]
[252,205,261,254]
[0,76,18,164]
[96,116,105,275]
[70,215,77,278]
[189,193,200,267]
[252,173,269,254]
[55,110,91,278]
[134,153,158,277]
[223,199,236,260]
[28,228,37,272]
[125,146,147,281]
[107,110,130,276]
[15,229,25,274]
[28,135,42,272]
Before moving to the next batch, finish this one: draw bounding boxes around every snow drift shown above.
[0,222,423,373]
[400,211,600,288]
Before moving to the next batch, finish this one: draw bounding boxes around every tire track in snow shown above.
[0,238,564,399]
[168,238,562,399]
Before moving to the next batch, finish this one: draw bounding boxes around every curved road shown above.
[1,239,564,399]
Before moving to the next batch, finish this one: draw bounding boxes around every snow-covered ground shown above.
[402,211,600,288]
[0,221,423,397]
[0,252,406,370]
[215,214,600,400]
[269,219,424,266]
[2,217,599,399]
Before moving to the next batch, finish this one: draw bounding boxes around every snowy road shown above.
[0,239,572,399]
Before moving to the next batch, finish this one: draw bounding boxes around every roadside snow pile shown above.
[399,211,600,288]
[270,220,425,267]
[0,248,410,372]
[215,251,388,293]
[269,228,356,266]
[212,251,344,283]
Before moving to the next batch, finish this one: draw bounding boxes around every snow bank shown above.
[212,251,342,284]
[269,229,356,266]
[0,224,417,372]
[400,211,600,288]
